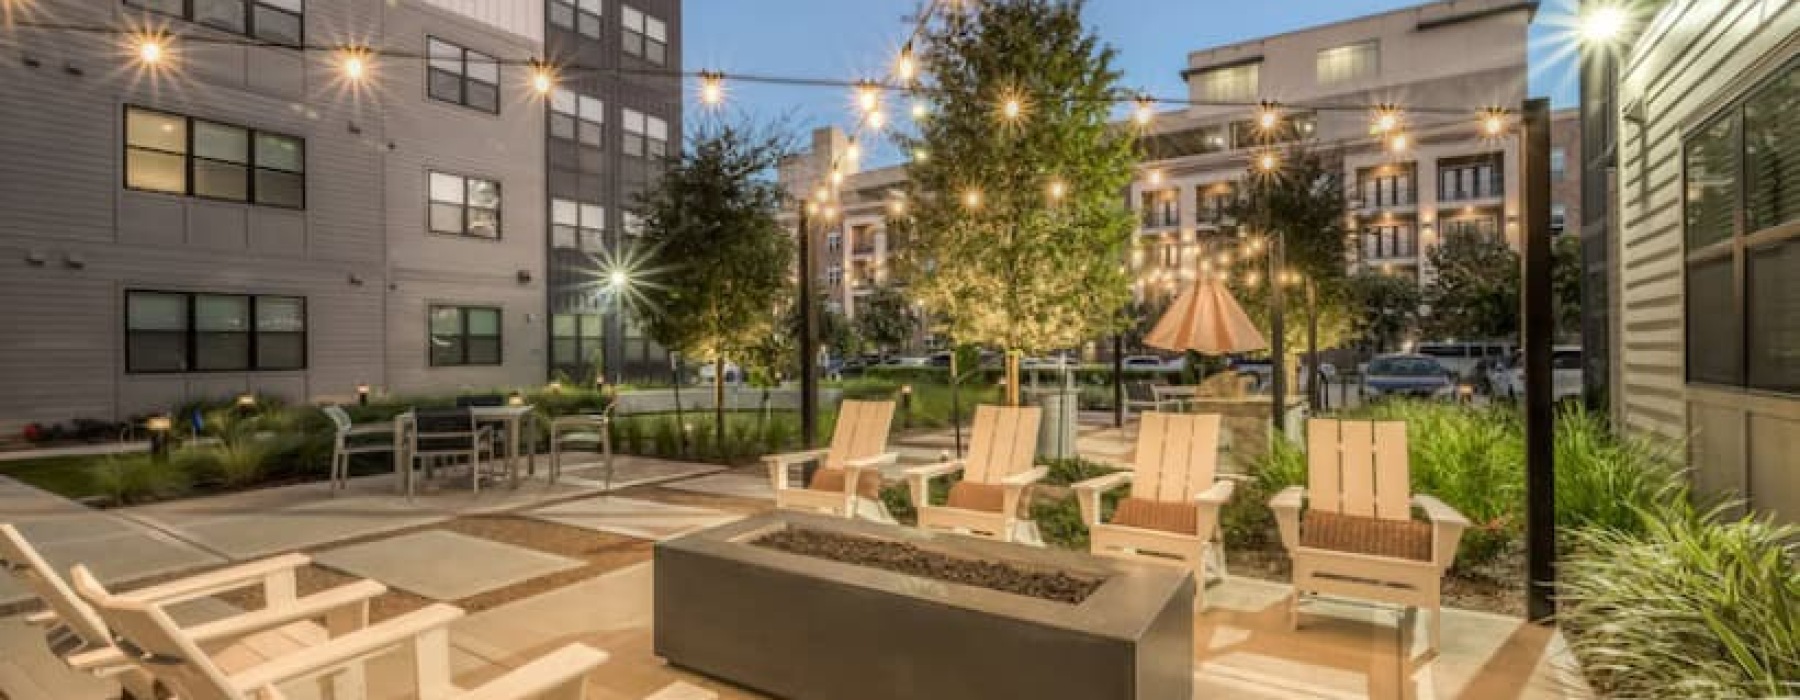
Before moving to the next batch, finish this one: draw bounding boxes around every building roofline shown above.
[1180,0,1538,75]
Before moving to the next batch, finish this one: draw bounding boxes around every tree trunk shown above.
[713,356,726,455]
[1306,281,1321,412]
[1004,350,1021,406]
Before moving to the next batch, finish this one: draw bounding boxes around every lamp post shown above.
[1520,97,1556,622]
[1267,229,1288,435]
[146,414,172,462]
[796,198,821,449]
[356,382,370,407]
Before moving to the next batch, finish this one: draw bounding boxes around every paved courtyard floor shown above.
[1,445,1590,700]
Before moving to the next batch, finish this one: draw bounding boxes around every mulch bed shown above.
[753,527,1102,604]
[1225,543,1526,617]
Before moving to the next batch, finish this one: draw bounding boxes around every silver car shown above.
[1362,354,1456,400]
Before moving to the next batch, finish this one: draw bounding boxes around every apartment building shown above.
[0,0,678,434]
[1607,0,1796,522]
[1129,0,1541,304]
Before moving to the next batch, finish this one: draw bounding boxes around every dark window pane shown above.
[466,81,499,113]
[431,337,464,366]
[429,307,462,335]
[578,121,602,146]
[126,149,187,194]
[194,160,249,201]
[466,338,501,364]
[256,296,305,331]
[1685,116,1738,250]
[252,6,303,44]
[256,333,305,369]
[126,0,185,15]
[195,0,247,33]
[129,332,187,372]
[1744,64,1798,233]
[194,122,249,163]
[578,13,601,38]
[195,332,251,370]
[195,295,249,331]
[1748,240,1800,393]
[1685,257,1742,385]
[428,69,463,104]
[550,2,574,27]
[467,207,500,238]
[128,292,188,330]
[254,133,304,172]
[552,339,577,364]
[254,170,304,208]
[647,41,664,65]
[623,135,643,157]
[551,114,576,140]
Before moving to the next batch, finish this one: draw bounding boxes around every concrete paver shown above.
[0,478,223,607]
[315,530,583,601]
[529,497,740,541]
[656,473,771,501]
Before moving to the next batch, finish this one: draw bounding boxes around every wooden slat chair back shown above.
[70,567,241,700]
[823,400,895,471]
[1131,412,1221,504]
[961,404,1040,485]
[906,405,1047,543]
[1304,418,1411,520]
[0,523,111,646]
[1270,417,1469,652]
[1075,413,1233,607]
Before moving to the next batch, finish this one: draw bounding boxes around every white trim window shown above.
[621,5,667,65]
[623,109,668,159]
[1193,62,1257,103]
[551,89,604,147]
[552,198,605,251]
[427,37,500,114]
[429,171,502,239]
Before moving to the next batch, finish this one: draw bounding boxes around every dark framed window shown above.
[427,37,499,113]
[550,0,603,38]
[550,89,604,147]
[125,106,305,208]
[552,198,604,250]
[552,313,605,373]
[1683,58,1798,394]
[428,171,502,239]
[430,306,502,366]
[622,109,667,159]
[620,5,666,65]
[123,0,303,45]
[126,291,306,373]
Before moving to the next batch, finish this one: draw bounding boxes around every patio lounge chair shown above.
[1074,412,1233,608]
[409,407,498,496]
[765,400,898,520]
[0,523,385,700]
[1270,418,1469,652]
[905,405,1046,543]
[549,402,615,488]
[70,565,609,700]
[322,405,396,493]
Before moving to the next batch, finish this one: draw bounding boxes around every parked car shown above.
[1362,354,1456,400]
[1121,355,1175,371]
[885,356,930,367]
[1415,341,1514,380]
[695,362,744,385]
[1494,346,1584,403]
[927,352,953,368]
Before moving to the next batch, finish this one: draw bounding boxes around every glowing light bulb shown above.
[1373,107,1399,133]
[342,53,366,81]
[532,70,555,95]
[856,81,881,114]
[895,46,918,83]
[913,148,929,162]
[867,110,886,130]
[888,199,906,216]
[1001,96,1022,121]
[1389,132,1410,152]
[698,71,724,106]
[1048,180,1067,201]
[136,35,166,64]
[1481,110,1507,136]
[609,270,628,287]
[1257,102,1280,130]
[845,141,861,161]
[829,169,845,187]
[1257,153,1278,172]
[962,189,982,209]
[1579,6,1628,44]
[1146,170,1164,186]
[1133,96,1155,127]
[911,99,929,120]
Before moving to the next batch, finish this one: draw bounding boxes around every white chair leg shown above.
[1429,604,1442,653]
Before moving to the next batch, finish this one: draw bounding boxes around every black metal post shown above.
[1268,230,1288,435]
[950,349,964,457]
[1305,280,1321,413]
[1522,97,1557,623]
[1112,333,1125,428]
[797,204,820,448]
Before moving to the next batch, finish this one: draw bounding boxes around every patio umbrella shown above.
[1144,276,1267,354]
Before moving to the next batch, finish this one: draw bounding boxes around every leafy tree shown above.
[1422,236,1519,341]
[1552,233,1583,342]
[635,123,795,447]
[856,286,917,355]
[896,0,1136,401]
[1344,270,1422,353]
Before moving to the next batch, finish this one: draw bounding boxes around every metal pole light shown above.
[1268,229,1288,435]
[1521,97,1557,622]
[797,202,820,449]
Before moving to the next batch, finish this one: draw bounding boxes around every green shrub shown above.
[1224,437,1306,549]
[1560,500,1798,698]
[613,416,644,455]
[760,414,797,453]
[1554,407,1678,538]
[1040,456,1123,486]
[1031,496,1089,550]
[91,455,189,505]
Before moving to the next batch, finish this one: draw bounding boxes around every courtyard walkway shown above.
[0,448,1590,700]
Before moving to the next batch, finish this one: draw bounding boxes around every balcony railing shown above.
[1439,178,1504,202]
[1140,210,1179,229]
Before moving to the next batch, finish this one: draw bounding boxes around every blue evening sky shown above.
[685,0,1582,166]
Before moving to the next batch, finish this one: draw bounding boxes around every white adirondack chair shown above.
[0,523,385,700]
[1074,412,1234,608]
[1269,418,1469,652]
[905,405,1046,543]
[765,400,898,520]
[70,564,609,700]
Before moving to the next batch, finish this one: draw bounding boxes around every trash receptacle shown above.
[1026,386,1080,460]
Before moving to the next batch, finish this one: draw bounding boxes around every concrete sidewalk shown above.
[0,477,223,608]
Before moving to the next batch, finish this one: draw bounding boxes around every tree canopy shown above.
[1422,235,1519,341]
[895,0,1136,355]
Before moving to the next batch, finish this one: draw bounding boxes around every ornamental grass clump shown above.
[1559,500,1798,698]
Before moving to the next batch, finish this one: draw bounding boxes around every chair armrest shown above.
[551,415,608,432]
[24,610,57,627]
[121,553,311,606]
[1073,471,1133,526]
[763,449,832,491]
[1194,478,1236,506]
[184,580,387,645]
[843,452,899,469]
[230,604,466,693]
[453,644,610,700]
[1001,467,1049,521]
[905,461,963,508]
[1269,486,1306,551]
[1414,494,1470,569]
[344,423,395,437]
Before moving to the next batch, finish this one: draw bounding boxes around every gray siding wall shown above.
[0,0,545,433]
[1615,0,1798,521]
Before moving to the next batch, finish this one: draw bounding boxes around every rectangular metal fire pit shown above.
[654,511,1193,700]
